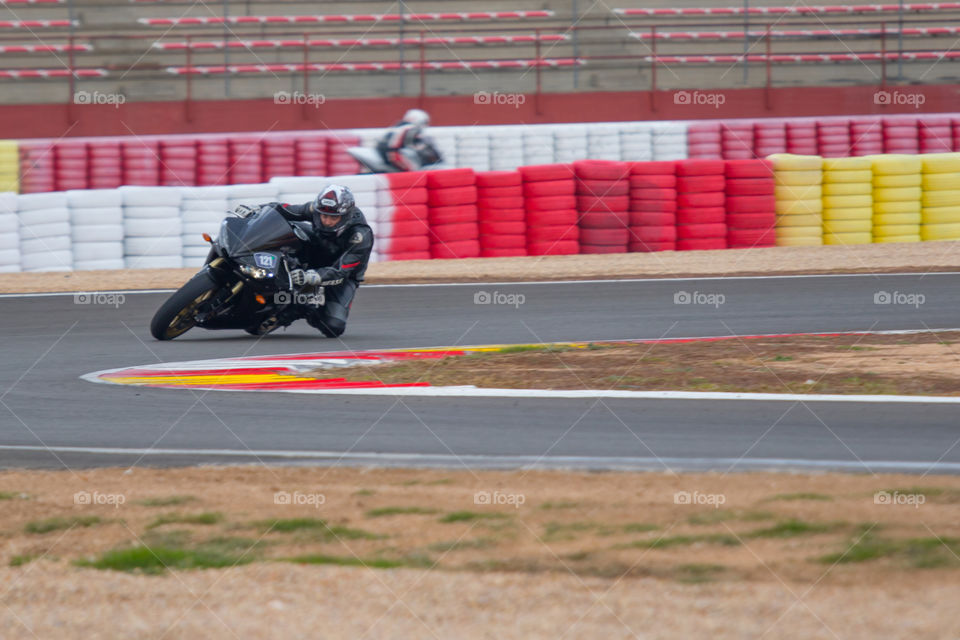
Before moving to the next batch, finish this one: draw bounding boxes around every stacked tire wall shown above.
[6,153,960,272]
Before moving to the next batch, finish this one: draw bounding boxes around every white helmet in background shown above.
[402,108,430,128]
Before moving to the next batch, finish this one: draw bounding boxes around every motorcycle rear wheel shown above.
[150,271,220,340]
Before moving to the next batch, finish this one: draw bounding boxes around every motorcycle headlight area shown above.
[238,264,272,279]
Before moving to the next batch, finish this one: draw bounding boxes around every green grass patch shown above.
[747,519,842,539]
[439,511,510,524]
[822,534,960,568]
[135,495,197,508]
[428,538,497,552]
[365,506,438,518]
[543,521,602,541]
[76,544,253,574]
[288,553,431,569]
[772,355,794,361]
[622,523,659,534]
[256,518,383,541]
[538,501,580,510]
[0,491,26,501]
[353,489,375,496]
[687,510,774,526]
[496,344,578,354]
[766,492,833,502]
[621,533,741,550]
[673,563,727,583]
[257,517,328,533]
[146,512,223,530]
[25,516,104,534]
[9,554,39,567]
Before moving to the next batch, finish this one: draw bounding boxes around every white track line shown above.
[1,445,958,472]
[3,271,959,298]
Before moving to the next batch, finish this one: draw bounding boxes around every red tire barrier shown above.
[628,160,678,252]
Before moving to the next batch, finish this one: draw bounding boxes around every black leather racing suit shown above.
[276,202,374,337]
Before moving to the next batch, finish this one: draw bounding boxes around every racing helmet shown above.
[310,184,355,234]
[402,108,430,128]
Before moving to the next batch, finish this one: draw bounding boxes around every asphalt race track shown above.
[1,273,959,473]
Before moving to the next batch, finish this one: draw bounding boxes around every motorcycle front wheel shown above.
[149,271,220,341]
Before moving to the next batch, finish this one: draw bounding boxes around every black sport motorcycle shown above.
[150,206,323,340]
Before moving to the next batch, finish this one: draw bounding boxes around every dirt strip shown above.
[1,467,958,639]
[1,242,959,293]
[315,332,960,396]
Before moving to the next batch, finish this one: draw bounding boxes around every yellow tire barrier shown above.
[873,212,922,225]
[922,205,960,224]
[921,173,960,190]
[769,153,823,171]
[776,235,823,246]
[873,173,922,188]
[824,232,873,245]
[775,170,823,186]
[921,223,960,240]
[869,154,923,175]
[776,198,823,215]
[823,157,872,171]
[873,186,923,202]
[822,207,874,221]
[873,235,921,243]
[823,169,872,183]
[775,224,822,238]
[920,153,960,173]
[873,200,922,215]
[775,184,822,200]
[822,194,872,209]
[776,213,823,227]
[0,139,18,194]
[873,224,923,238]
[922,190,960,207]
[823,182,872,196]
[823,219,872,233]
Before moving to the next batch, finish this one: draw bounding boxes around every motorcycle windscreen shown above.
[219,208,302,257]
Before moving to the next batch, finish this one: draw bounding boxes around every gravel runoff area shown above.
[1,466,959,639]
[0,242,959,293]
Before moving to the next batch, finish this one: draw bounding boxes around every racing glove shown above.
[290,269,322,287]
